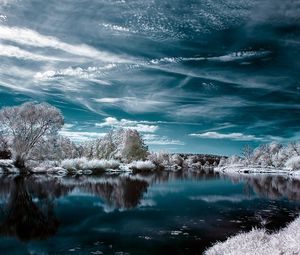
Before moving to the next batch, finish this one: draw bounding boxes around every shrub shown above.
[129,160,156,171]
[61,158,120,171]
[285,156,300,170]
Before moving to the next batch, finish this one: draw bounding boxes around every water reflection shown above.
[222,173,300,201]
[0,176,59,241]
[0,170,299,244]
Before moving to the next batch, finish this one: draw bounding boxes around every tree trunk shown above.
[14,156,27,173]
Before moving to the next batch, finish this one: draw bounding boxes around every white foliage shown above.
[30,135,80,161]
[61,157,120,171]
[222,142,300,170]
[84,128,148,162]
[129,160,156,171]
[147,151,172,168]
[285,156,300,170]
[205,216,300,255]
[0,102,63,167]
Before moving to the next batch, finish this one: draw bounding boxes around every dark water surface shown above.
[0,170,300,255]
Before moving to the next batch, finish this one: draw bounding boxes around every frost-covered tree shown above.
[147,151,170,167]
[226,155,241,165]
[119,129,149,162]
[0,102,64,169]
[242,145,253,166]
[222,141,300,170]
[30,135,79,161]
[84,128,148,162]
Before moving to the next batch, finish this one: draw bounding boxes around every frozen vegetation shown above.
[205,215,300,255]
[0,102,221,174]
[217,143,300,176]
[1,102,299,177]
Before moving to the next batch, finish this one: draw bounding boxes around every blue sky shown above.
[0,0,299,155]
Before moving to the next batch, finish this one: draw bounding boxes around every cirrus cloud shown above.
[190,131,262,141]
[0,25,129,63]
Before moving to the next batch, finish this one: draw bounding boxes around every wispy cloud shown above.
[96,117,159,133]
[93,97,171,113]
[0,25,128,62]
[190,131,262,141]
[0,44,63,61]
[0,14,7,22]
[59,130,106,142]
[34,64,116,84]
[59,123,106,142]
[143,134,184,145]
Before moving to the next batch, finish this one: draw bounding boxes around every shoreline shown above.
[205,215,300,255]
[215,164,300,180]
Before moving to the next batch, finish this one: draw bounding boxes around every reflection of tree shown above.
[80,177,149,209]
[224,174,300,200]
[0,176,59,241]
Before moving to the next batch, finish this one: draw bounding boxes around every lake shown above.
[0,170,299,255]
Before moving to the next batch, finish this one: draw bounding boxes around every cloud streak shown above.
[94,97,171,113]
[96,117,159,133]
[59,130,106,142]
[0,25,128,63]
[190,131,262,141]
[0,44,64,61]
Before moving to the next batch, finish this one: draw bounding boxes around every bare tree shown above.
[242,144,253,166]
[0,102,64,170]
[288,141,300,156]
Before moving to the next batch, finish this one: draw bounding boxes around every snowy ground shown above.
[215,164,300,180]
[205,215,300,255]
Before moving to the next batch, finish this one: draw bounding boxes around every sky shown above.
[0,0,299,155]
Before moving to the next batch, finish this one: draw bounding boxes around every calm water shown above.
[0,170,300,255]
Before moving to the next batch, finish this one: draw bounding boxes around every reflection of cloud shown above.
[189,195,254,203]
[148,186,184,196]
[139,199,156,207]
[93,202,115,213]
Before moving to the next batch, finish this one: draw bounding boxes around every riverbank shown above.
[215,164,300,180]
[205,215,300,255]
[0,153,222,175]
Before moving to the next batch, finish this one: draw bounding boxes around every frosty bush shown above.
[61,158,120,172]
[285,156,300,170]
[129,160,156,171]
[147,151,171,167]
